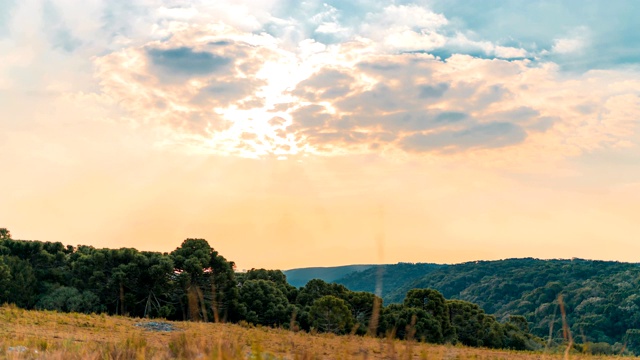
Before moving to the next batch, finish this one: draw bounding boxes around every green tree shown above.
[296,279,349,307]
[0,256,37,307]
[170,238,238,322]
[309,295,354,334]
[237,279,291,326]
[171,239,213,321]
[508,315,529,333]
[404,288,453,342]
[138,252,176,318]
[346,291,380,335]
[0,258,10,298]
[378,303,443,342]
[0,228,10,240]
[36,286,102,313]
[244,268,297,302]
[625,329,640,355]
[206,252,238,322]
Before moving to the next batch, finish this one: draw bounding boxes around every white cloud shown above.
[552,37,586,54]
[378,5,448,30]
[2,0,638,164]
[551,28,589,54]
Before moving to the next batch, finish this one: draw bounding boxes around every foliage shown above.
[309,295,354,334]
[237,279,292,327]
[339,257,640,349]
[404,288,454,342]
[0,231,568,349]
[334,262,442,295]
[36,286,103,313]
[284,264,376,288]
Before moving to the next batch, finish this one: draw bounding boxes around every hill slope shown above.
[334,262,443,295]
[337,258,640,346]
[283,264,376,287]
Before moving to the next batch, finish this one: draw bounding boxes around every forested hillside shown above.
[334,262,443,295]
[0,228,539,352]
[333,257,640,351]
[283,264,376,288]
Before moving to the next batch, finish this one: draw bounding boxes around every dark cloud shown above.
[147,47,232,76]
[348,110,472,132]
[400,122,527,152]
[418,83,449,98]
[435,112,468,123]
[357,60,403,73]
[209,40,233,46]
[301,130,395,149]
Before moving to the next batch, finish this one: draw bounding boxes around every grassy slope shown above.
[0,305,634,359]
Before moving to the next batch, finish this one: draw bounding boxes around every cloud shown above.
[42,0,82,52]
[552,37,586,55]
[146,47,232,77]
[0,0,17,37]
[30,0,633,161]
[400,122,527,153]
[427,0,640,70]
[291,69,355,101]
[95,32,277,141]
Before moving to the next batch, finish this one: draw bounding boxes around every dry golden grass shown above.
[0,304,635,359]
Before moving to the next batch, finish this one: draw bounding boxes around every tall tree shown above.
[170,238,238,322]
[404,288,454,342]
[309,295,354,334]
[237,279,292,326]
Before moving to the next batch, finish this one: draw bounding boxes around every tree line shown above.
[334,258,640,355]
[0,229,538,350]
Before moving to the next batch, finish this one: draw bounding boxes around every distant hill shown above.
[283,264,376,288]
[334,262,443,296]
[329,257,640,346]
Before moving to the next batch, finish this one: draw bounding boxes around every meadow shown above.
[0,304,635,360]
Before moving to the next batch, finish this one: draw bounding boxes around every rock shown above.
[7,346,28,353]
[135,321,178,332]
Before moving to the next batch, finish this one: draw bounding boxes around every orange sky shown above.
[2,0,640,270]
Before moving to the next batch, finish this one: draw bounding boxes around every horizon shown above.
[2,0,640,270]
[6,230,640,271]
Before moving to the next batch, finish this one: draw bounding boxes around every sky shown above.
[1,0,640,270]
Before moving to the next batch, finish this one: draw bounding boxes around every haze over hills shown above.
[283,263,444,290]
[285,258,640,348]
[333,262,443,295]
[282,264,377,288]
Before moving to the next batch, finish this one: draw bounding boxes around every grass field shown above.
[0,304,635,359]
